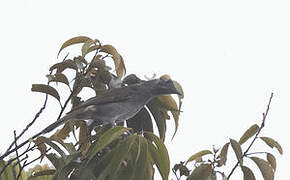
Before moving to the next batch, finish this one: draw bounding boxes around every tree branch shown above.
[227,92,274,179]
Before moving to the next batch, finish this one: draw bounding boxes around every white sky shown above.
[0,0,289,179]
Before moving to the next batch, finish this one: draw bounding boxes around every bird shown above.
[41,77,181,134]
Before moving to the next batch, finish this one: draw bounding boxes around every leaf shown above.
[250,156,274,180]
[87,126,130,163]
[54,122,73,139]
[108,135,138,180]
[31,84,60,101]
[186,150,212,165]
[100,45,126,77]
[188,164,212,180]
[57,36,92,57]
[230,138,243,166]
[81,39,99,57]
[145,132,170,180]
[49,73,70,86]
[267,153,276,171]
[260,137,283,154]
[33,136,48,161]
[147,99,167,141]
[241,166,256,180]
[158,95,180,140]
[239,124,259,145]
[218,142,230,166]
[50,59,78,73]
[55,161,79,180]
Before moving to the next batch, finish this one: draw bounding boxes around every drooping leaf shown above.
[241,166,256,180]
[100,45,126,77]
[31,84,60,101]
[48,73,70,86]
[158,95,180,140]
[49,59,78,73]
[218,142,230,166]
[54,122,73,140]
[107,135,138,180]
[81,39,99,57]
[267,153,276,171]
[37,136,66,157]
[87,126,130,163]
[260,137,283,154]
[78,121,91,156]
[145,132,170,180]
[186,150,212,165]
[230,138,243,165]
[239,124,259,145]
[188,164,212,180]
[33,136,48,161]
[57,36,92,57]
[250,156,274,180]
[147,99,167,141]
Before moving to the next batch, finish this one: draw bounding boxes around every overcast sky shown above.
[1,0,289,179]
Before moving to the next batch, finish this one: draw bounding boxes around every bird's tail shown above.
[41,115,72,134]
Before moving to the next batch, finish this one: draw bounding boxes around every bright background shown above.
[0,0,289,179]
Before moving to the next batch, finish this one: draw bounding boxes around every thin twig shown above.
[3,95,49,157]
[227,93,274,179]
[13,131,22,170]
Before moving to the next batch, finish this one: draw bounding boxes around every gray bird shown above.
[41,77,180,134]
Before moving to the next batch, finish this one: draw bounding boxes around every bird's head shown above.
[149,77,181,96]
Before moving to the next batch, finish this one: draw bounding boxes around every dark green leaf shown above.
[145,132,170,180]
[230,138,243,166]
[241,166,256,180]
[250,156,274,180]
[260,137,283,154]
[188,164,212,180]
[147,99,167,141]
[31,84,60,101]
[86,126,130,163]
[239,124,259,145]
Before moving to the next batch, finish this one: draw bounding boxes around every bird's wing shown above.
[68,85,139,113]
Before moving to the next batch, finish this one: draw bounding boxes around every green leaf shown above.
[145,132,170,180]
[106,135,137,179]
[239,124,259,145]
[188,164,212,180]
[186,150,212,165]
[250,156,274,180]
[87,126,130,163]
[230,138,243,166]
[241,166,256,180]
[57,36,92,57]
[55,161,79,180]
[31,84,60,101]
[260,137,283,154]
[267,153,276,171]
[218,142,230,166]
